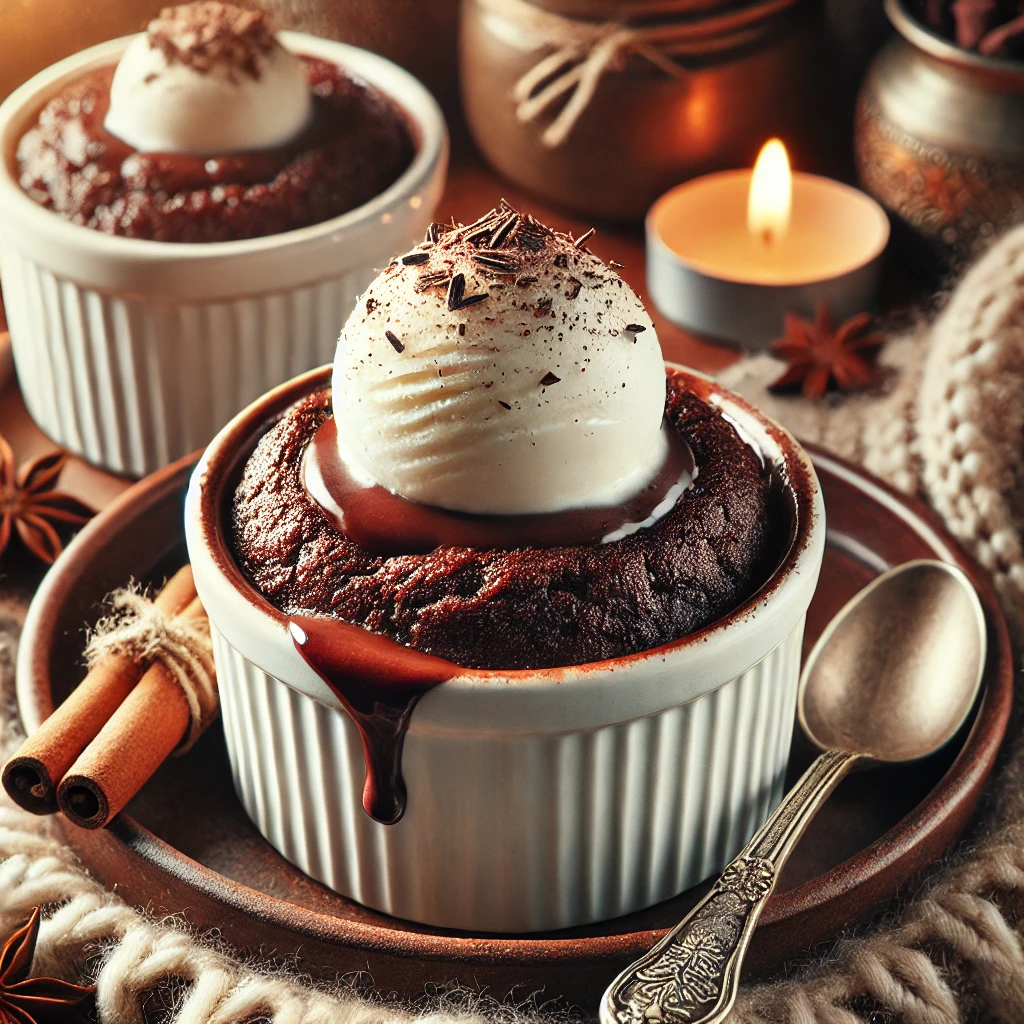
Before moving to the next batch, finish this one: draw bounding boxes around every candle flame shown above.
[748,139,792,248]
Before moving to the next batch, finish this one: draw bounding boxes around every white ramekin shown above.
[185,365,825,933]
[0,33,448,477]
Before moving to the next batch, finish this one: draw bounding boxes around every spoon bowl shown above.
[799,559,986,763]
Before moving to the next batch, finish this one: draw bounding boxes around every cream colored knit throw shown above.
[5,223,1024,1023]
[720,217,1024,638]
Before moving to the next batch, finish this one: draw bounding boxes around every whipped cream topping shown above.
[104,3,312,155]
[331,206,668,516]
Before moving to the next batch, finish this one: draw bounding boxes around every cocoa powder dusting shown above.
[148,3,275,80]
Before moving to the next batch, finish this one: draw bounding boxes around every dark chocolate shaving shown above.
[385,330,405,353]
[446,273,466,310]
[426,222,444,243]
[625,324,646,333]
[462,208,506,245]
[452,293,489,310]
[566,278,582,300]
[498,400,512,410]
[401,252,430,265]
[489,212,520,248]
[366,297,378,313]
[540,372,561,386]
[516,276,539,287]
[553,253,569,268]
[453,208,503,245]
[416,271,451,292]
[472,252,521,274]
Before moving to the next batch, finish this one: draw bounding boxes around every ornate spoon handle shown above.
[599,747,861,1024]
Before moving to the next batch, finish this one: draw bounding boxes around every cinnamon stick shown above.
[2,565,198,814]
[952,0,996,49]
[978,11,1024,54]
[57,597,215,830]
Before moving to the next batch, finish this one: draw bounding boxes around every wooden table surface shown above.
[0,138,740,515]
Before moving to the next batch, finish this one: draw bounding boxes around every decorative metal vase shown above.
[856,0,1024,260]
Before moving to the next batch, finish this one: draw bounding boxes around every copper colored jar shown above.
[460,0,851,222]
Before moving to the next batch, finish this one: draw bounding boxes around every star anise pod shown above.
[768,302,884,401]
[0,908,95,1024]
[0,435,95,565]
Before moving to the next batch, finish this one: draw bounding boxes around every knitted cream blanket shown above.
[5,223,1024,1024]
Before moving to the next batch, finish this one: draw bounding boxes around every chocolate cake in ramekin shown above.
[185,209,825,933]
[0,4,447,476]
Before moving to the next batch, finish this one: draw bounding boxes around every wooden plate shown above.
[15,447,1012,1010]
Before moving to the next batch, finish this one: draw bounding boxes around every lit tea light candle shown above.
[646,139,890,349]
[747,138,792,248]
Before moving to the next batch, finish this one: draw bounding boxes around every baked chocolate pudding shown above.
[231,205,777,673]
[16,3,414,242]
[233,377,774,671]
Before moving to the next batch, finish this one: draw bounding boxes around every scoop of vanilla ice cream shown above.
[331,207,668,516]
[104,3,311,155]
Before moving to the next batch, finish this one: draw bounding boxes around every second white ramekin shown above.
[0,33,447,477]
[185,365,825,933]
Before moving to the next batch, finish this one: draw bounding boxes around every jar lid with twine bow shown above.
[461,0,846,222]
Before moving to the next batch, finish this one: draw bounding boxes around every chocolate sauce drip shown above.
[290,615,459,824]
[302,417,695,555]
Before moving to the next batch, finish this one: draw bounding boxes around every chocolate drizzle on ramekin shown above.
[290,615,458,824]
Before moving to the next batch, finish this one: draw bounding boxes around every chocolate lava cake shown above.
[16,9,413,243]
[230,376,776,671]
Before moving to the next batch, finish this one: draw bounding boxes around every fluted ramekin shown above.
[185,365,825,933]
[0,33,447,477]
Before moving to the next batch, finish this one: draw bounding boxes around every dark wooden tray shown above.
[15,447,1013,1011]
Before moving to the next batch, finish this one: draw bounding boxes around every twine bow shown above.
[483,0,802,147]
[84,585,216,753]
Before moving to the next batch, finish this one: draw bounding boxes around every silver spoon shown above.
[599,559,987,1024]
